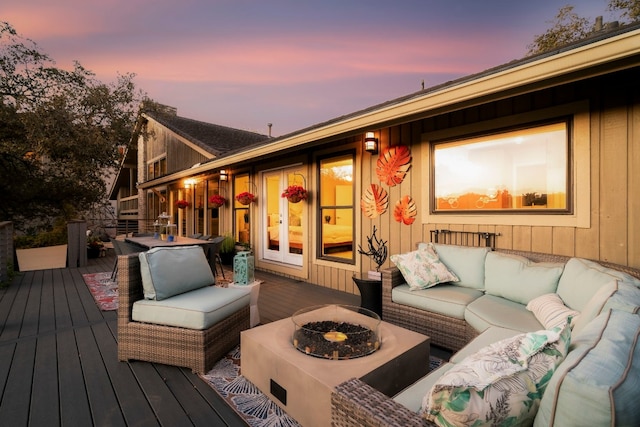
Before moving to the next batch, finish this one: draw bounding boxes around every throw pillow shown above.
[570,279,617,335]
[139,245,214,300]
[485,252,564,305]
[527,293,580,329]
[421,322,571,426]
[390,248,459,291]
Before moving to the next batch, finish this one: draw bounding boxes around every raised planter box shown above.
[16,244,68,271]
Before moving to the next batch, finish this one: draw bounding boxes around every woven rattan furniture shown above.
[382,248,640,351]
[117,253,250,373]
[332,248,640,427]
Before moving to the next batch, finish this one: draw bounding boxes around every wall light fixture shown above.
[364,132,378,154]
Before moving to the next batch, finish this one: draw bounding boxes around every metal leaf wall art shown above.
[360,184,388,218]
[376,145,411,186]
[393,195,417,225]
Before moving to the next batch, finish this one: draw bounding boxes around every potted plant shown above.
[176,199,189,209]
[357,225,388,279]
[236,191,256,206]
[86,235,104,258]
[281,185,308,203]
[219,233,236,265]
[209,194,226,208]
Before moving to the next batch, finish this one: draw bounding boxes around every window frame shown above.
[430,118,572,214]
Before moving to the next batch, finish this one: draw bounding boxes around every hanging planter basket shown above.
[176,200,189,209]
[282,185,308,203]
[208,195,227,208]
[236,192,256,206]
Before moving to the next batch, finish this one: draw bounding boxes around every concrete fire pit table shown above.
[241,304,430,427]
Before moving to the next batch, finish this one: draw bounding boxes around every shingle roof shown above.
[145,111,270,158]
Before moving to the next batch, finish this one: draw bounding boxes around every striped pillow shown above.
[526,293,580,329]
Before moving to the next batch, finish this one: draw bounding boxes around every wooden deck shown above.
[0,252,359,426]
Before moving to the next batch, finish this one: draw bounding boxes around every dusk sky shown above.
[2,0,612,136]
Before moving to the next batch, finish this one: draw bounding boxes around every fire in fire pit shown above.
[292,305,381,360]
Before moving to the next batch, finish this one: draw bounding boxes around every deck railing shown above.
[0,221,14,285]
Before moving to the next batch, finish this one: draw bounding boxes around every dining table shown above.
[125,235,211,250]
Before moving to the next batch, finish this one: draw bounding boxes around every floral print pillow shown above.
[390,247,459,291]
[421,322,571,426]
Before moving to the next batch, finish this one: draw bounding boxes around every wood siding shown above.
[308,67,639,294]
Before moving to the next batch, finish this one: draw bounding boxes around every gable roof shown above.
[144,111,269,158]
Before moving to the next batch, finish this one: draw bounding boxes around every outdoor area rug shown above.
[82,272,118,311]
[200,345,445,426]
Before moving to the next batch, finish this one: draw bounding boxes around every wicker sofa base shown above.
[381,267,468,351]
[117,253,250,373]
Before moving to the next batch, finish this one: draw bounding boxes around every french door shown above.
[262,166,305,266]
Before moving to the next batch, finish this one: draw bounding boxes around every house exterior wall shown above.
[269,67,638,295]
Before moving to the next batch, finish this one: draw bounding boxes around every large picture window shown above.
[432,121,570,213]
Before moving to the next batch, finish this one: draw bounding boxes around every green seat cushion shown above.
[556,257,640,311]
[465,294,543,333]
[392,283,483,319]
[421,243,491,290]
[393,363,455,412]
[534,310,640,427]
[132,285,250,330]
[139,245,214,300]
[484,251,564,305]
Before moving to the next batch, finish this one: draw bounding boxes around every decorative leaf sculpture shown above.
[360,184,388,218]
[393,195,417,225]
[376,145,412,186]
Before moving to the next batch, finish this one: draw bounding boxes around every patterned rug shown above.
[200,345,445,426]
[82,272,118,311]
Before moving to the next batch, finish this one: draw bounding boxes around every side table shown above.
[352,273,383,318]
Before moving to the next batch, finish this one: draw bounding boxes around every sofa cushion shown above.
[392,284,483,319]
[465,294,543,334]
[420,243,490,290]
[390,247,459,291]
[571,279,617,335]
[132,285,250,330]
[484,252,564,305]
[422,323,571,426]
[393,363,455,413]
[601,281,640,314]
[526,293,580,329]
[534,310,640,427]
[556,257,640,311]
[139,245,214,300]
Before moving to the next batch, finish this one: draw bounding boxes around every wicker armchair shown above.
[117,253,249,373]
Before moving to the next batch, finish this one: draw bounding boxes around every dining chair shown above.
[111,239,145,280]
[206,236,226,279]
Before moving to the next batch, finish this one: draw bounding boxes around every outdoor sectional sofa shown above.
[332,243,640,426]
[117,245,251,373]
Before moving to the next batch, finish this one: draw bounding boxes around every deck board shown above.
[0,251,361,425]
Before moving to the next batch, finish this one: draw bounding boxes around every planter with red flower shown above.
[282,185,308,203]
[208,194,227,208]
[176,199,190,209]
[236,192,256,206]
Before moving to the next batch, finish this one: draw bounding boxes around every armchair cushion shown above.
[139,245,214,300]
[132,285,250,330]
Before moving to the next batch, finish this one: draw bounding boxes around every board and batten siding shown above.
[353,70,640,282]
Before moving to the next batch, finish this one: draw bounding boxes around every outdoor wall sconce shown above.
[184,178,196,189]
[219,169,228,181]
[364,132,378,154]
